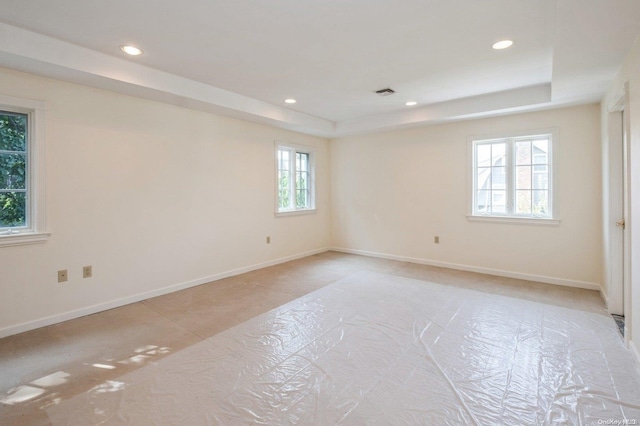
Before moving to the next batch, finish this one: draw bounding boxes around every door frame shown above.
[606,83,631,344]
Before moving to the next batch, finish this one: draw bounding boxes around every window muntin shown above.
[472,134,552,219]
[0,110,28,231]
[276,144,315,214]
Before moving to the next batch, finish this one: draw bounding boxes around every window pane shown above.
[296,169,309,209]
[491,167,506,190]
[0,112,28,228]
[533,139,548,164]
[516,166,531,190]
[296,152,309,172]
[0,153,26,190]
[296,171,308,191]
[477,144,491,167]
[296,189,308,208]
[533,190,548,215]
[0,113,27,152]
[515,140,531,165]
[477,167,491,190]
[491,190,506,213]
[516,190,532,215]
[279,149,289,171]
[491,143,506,166]
[533,171,548,190]
[476,190,491,213]
[0,191,26,227]
[278,171,290,208]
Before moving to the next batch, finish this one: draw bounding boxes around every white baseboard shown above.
[0,247,330,339]
[1,246,603,339]
[331,247,602,291]
[630,340,640,367]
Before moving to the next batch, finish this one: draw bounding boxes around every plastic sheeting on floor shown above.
[47,271,640,425]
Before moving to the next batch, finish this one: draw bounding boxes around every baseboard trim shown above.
[0,247,330,339]
[331,247,601,291]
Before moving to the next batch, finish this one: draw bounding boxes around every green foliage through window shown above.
[277,146,313,212]
[279,171,290,209]
[0,111,28,228]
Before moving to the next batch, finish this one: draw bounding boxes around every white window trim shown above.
[274,141,316,217]
[467,128,560,226]
[0,94,49,247]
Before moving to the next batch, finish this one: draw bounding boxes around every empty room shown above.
[1,0,640,424]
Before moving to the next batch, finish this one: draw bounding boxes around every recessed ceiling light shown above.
[285,99,297,104]
[492,40,513,50]
[120,45,143,56]
[406,101,417,106]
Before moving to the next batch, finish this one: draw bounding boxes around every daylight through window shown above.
[472,133,553,219]
[0,110,28,230]
[0,95,47,246]
[276,144,315,214]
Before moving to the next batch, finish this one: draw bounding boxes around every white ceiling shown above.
[0,0,639,137]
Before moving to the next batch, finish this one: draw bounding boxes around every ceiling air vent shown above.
[375,88,395,96]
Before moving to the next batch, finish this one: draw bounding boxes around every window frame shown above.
[274,142,316,216]
[467,128,560,226]
[0,94,49,247]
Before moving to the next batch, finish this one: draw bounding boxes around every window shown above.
[470,131,557,223]
[0,95,48,246]
[276,143,315,215]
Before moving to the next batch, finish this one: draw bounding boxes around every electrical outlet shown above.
[83,265,92,278]
[434,236,440,244]
[266,236,271,244]
[58,269,68,283]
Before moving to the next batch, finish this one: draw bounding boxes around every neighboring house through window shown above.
[276,143,315,215]
[470,130,558,223]
[0,95,48,246]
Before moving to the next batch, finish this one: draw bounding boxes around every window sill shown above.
[467,215,560,226]
[0,232,51,247]
[275,208,317,217]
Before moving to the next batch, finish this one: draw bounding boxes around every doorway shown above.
[607,85,630,343]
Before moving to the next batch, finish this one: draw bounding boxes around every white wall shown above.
[602,35,640,361]
[331,104,603,288]
[0,65,612,342]
[0,67,330,337]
